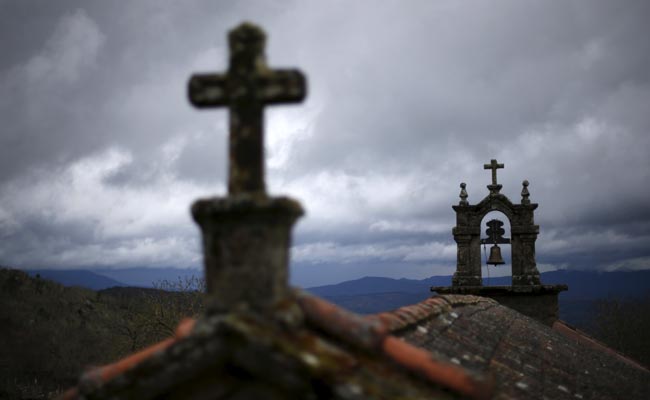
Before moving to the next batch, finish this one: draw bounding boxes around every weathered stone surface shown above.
[521,180,531,205]
[484,159,504,186]
[186,22,307,312]
[430,285,568,326]
[458,182,469,206]
[192,195,303,312]
[451,161,542,287]
[442,160,571,324]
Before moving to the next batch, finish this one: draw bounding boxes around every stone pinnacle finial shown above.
[188,22,306,196]
[188,23,306,313]
[459,182,468,206]
[521,180,530,205]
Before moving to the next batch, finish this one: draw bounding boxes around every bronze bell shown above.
[487,244,505,266]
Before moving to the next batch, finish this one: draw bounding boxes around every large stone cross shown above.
[188,22,306,195]
[484,159,504,186]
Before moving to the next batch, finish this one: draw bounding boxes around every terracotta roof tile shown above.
[381,335,494,400]
[295,290,494,399]
[367,295,492,333]
[395,295,650,399]
[294,289,388,350]
[57,318,196,400]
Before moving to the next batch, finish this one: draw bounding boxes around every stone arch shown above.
[479,210,512,285]
[475,195,515,223]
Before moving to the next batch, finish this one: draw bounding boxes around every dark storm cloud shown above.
[1,0,649,285]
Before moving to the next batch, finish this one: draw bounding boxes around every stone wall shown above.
[485,292,560,326]
[430,285,568,326]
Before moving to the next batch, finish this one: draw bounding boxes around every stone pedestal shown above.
[430,285,568,326]
[192,194,303,312]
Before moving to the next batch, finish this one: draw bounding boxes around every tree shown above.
[146,275,206,337]
[591,296,650,367]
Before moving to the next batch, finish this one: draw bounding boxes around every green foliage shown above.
[0,268,205,399]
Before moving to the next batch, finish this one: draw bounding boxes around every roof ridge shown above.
[294,290,494,400]
[368,294,495,333]
[56,318,196,400]
[553,320,650,373]
[369,296,451,332]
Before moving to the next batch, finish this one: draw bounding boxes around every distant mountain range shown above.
[21,266,650,331]
[25,267,202,289]
[307,270,650,301]
[95,267,201,288]
[26,269,127,290]
[23,267,649,301]
[306,270,650,329]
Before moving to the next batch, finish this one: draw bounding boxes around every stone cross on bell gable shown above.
[188,22,306,196]
[484,159,504,186]
[484,159,504,195]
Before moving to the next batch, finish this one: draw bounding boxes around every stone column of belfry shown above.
[452,183,482,286]
[187,22,306,312]
[511,181,541,286]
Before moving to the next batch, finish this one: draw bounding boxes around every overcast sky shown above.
[1,0,649,286]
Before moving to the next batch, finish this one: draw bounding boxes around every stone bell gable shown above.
[452,178,540,287]
[434,160,567,326]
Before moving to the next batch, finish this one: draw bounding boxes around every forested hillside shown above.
[0,268,202,399]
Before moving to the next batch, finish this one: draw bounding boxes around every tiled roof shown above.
[295,290,493,399]
[58,293,649,400]
[551,320,648,372]
[389,295,649,399]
